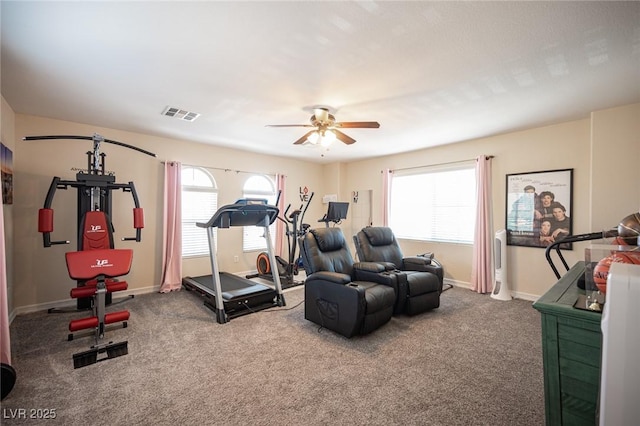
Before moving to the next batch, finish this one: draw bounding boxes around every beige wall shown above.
[12,114,326,310]
[4,102,639,312]
[590,103,640,228]
[346,120,589,298]
[343,103,639,298]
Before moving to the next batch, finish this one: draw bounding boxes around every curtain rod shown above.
[161,161,279,176]
[387,155,494,173]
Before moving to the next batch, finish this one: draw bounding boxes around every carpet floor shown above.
[3,285,545,425]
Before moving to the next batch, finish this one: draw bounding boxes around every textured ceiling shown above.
[2,1,639,163]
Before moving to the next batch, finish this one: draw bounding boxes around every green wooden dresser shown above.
[533,261,602,426]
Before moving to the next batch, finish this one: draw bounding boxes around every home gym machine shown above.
[246,191,314,289]
[25,133,155,367]
[182,199,286,324]
[65,248,134,368]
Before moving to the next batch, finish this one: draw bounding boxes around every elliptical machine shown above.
[247,191,314,289]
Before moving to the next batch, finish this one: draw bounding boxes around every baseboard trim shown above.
[9,277,540,322]
[10,285,162,320]
[445,278,470,289]
[510,291,539,302]
[443,278,539,302]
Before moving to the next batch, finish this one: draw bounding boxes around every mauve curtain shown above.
[382,169,392,226]
[1,196,11,365]
[160,161,182,293]
[276,174,286,257]
[471,155,493,293]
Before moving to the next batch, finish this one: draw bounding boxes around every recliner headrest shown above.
[310,228,345,252]
[362,227,395,246]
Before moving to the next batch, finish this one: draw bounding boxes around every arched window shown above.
[181,166,218,257]
[242,175,277,251]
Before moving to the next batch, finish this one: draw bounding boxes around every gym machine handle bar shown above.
[544,229,618,279]
[23,135,156,158]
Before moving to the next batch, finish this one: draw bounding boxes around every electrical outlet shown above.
[233,255,239,263]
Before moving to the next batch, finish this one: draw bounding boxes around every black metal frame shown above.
[545,230,618,279]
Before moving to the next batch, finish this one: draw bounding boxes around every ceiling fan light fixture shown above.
[320,130,336,147]
[267,106,379,147]
[314,107,330,123]
[307,131,320,145]
[306,130,336,147]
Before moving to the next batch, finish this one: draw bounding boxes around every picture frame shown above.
[1,142,13,205]
[506,168,573,249]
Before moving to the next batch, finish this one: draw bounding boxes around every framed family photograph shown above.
[506,168,573,249]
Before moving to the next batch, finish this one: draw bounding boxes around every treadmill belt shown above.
[187,273,275,301]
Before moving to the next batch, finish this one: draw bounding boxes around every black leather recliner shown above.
[300,227,396,338]
[353,226,444,316]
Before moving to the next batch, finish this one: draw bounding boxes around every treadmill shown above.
[182,199,286,323]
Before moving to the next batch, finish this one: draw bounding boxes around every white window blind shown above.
[243,175,276,252]
[389,163,476,244]
[181,167,218,257]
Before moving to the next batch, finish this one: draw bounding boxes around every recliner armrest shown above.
[353,261,386,273]
[356,261,397,272]
[380,261,398,271]
[353,266,402,288]
[306,271,352,285]
[403,256,432,271]
[353,261,399,285]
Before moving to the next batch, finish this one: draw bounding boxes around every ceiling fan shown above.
[266,107,380,146]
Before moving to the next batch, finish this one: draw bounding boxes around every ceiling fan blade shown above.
[333,130,356,145]
[294,130,316,145]
[266,124,314,128]
[334,121,380,129]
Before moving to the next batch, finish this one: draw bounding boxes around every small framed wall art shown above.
[1,142,13,205]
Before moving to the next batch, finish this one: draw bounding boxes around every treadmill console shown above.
[235,198,269,206]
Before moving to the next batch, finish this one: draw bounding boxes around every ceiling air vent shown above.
[162,106,200,122]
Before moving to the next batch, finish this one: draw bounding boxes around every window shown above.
[389,163,476,244]
[181,167,218,257]
[242,175,277,252]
